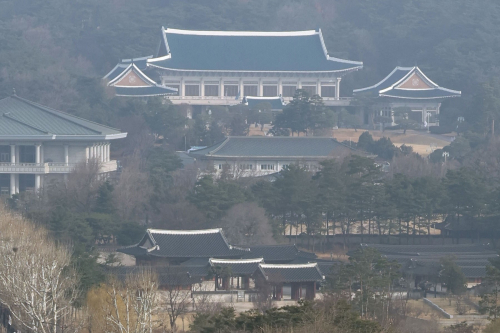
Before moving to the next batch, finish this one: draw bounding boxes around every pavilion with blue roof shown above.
[353,66,461,127]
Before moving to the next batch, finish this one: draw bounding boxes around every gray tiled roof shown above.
[118,229,250,258]
[0,96,125,139]
[209,258,264,275]
[189,136,362,159]
[244,244,316,262]
[354,66,461,100]
[150,28,362,73]
[258,263,324,283]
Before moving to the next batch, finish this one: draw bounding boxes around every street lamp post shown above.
[442,151,449,163]
[457,117,465,135]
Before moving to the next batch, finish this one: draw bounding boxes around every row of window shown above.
[165,84,337,98]
[218,163,316,171]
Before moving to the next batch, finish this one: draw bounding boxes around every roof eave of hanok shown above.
[106,62,178,97]
[354,66,461,99]
[148,63,363,75]
[103,55,154,80]
[258,263,325,283]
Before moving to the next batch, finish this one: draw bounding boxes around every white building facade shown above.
[0,95,127,195]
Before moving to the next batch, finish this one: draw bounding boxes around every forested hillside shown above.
[1,0,500,132]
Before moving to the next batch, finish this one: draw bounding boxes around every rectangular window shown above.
[218,164,223,170]
[302,86,316,96]
[224,85,239,97]
[282,86,297,97]
[321,86,336,98]
[19,146,35,163]
[185,85,200,96]
[204,85,219,97]
[239,164,253,170]
[244,85,258,97]
[260,164,275,170]
[263,86,278,97]
[0,146,10,162]
[281,164,289,170]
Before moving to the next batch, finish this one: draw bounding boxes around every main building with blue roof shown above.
[104,27,362,107]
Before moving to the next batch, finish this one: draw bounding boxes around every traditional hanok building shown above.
[0,94,126,195]
[118,228,251,266]
[189,136,368,178]
[353,66,461,127]
[103,57,177,97]
[209,258,264,290]
[105,28,362,109]
[256,263,324,300]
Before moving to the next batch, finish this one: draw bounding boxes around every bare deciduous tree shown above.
[219,202,276,246]
[88,269,159,333]
[0,205,81,333]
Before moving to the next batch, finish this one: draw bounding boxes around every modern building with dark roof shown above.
[118,228,251,265]
[353,66,461,127]
[0,94,126,194]
[105,28,362,107]
[189,136,369,178]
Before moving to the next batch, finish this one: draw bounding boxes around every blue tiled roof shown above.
[105,62,177,97]
[149,28,362,73]
[353,66,461,100]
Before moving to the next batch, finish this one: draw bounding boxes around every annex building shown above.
[104,28,363,108]
[188,136,370,178]
[0,94,126,195]
[353,66,461,127]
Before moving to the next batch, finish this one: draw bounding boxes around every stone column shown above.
[107,144,111,162]
[100,144,104,162]
[35,175,41,191]
[335,77,341,100]
[10,174,15,196]
[258,79,263,97]
[219,79,224,98]
[85,147,89,161]
[15,175,19,194]
[278,78,283,97]
[10,145,15,164]
[64,145,69,166]
[317,80,321,97]
[239,78,244,100]
[180,77,185,98]
[35,144,41,164]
